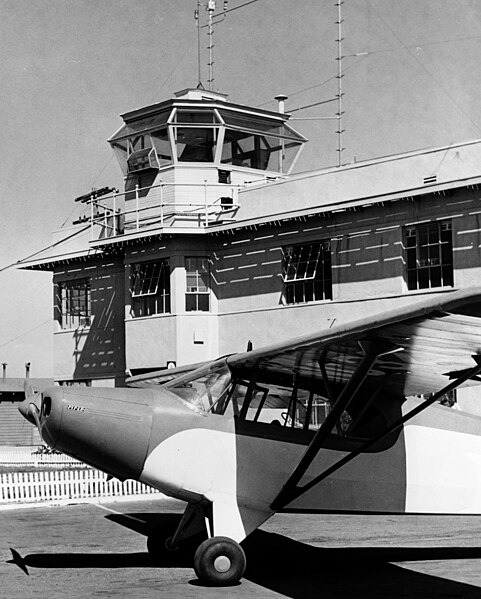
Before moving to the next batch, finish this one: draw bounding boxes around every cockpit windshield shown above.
[164,359,232,413]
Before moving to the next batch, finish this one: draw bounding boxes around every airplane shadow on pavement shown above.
[9,512,481,598]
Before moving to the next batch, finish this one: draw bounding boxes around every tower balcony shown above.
[78,174,244,246]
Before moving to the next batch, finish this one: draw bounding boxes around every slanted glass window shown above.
[186,257,210,311]
[218,111,304,141]
[171,109,219,163]
[151,129,173,167]
[130,260,170,317]
[127,134,155,172]
[218,110,305,173]
[109,110,171,142]
[283,241,332,304]
[174,127,218,162]
[58,279,91,330]
[405,221,453,290]
[109,110,174,174]
[174,109,220,124]
[221,128,302,173]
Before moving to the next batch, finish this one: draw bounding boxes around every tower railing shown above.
[78,181,243,241]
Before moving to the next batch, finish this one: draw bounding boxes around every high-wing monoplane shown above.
[19,287,481,585]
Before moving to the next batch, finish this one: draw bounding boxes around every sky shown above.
[1,0,481,377]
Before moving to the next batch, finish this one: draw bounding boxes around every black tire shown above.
[193,536,246,586]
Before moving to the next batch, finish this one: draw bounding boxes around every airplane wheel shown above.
[193,536,246,586]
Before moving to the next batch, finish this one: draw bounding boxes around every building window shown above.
[186,257,210,311]
[405,221,453,290]
[58,380,91,387]
[130,260,170,317]
[282,241,332,304]
[58,279,91,329]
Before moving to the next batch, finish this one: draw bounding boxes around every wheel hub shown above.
[214,555,231,573]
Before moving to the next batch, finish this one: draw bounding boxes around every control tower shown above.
[97,88,307,237]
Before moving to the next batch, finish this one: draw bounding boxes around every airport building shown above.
[18,88,481,390]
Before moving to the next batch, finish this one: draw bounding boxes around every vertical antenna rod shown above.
[335,0,345,167]
[207,0,216,90]
[195,1,202,86]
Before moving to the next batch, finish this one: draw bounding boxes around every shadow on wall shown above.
[56,266,126,386]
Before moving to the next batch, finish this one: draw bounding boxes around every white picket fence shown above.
[0,469,160,505]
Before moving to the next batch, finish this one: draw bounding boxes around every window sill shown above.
[55,324,91,334]
[403,285,456,296]
[126,313,173,322]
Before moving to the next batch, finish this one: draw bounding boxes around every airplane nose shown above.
[18,384,63,449]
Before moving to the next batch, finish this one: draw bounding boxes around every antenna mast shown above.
[195,1,202,86]
[335,0,345,167]
[195,1,229,91]
[207,0,216,90]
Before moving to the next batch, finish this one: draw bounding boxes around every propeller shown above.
[18,381,42,436]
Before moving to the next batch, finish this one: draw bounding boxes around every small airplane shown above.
[19,286,481,586]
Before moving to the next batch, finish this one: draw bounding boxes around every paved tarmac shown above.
[3,497,481,598]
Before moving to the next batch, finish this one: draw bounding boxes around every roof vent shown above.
[423,175,437,185]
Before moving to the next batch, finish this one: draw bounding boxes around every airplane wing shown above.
[223,287,481,511]
[126,361,210,388]
[225,286,481,399]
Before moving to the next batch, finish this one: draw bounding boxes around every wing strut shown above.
[271,354,481,511]
[271,339,397,510]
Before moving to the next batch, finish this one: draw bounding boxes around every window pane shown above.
[406,247,416,270]
[197,294,210,311]
[283,241,332,304]
[109,110,171,143]
[442,265,454,287]
[418,268,429,289]
[151,129,173,166]
[174,110,219,124]
[186,294,197,312]
[185,257,210,312]
[430,266,441,288]
[175,127,217,162]
[59,279,91,330]
[130,261,170,317]
[404,221,453,291]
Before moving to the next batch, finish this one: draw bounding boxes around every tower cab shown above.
[102,88,307,235]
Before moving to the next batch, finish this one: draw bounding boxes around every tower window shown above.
[130,260,170,317]
[404,221,453,290]
[282,241,332,304]
[186,257,210,311]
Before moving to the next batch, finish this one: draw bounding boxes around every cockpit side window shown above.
[220,377,388,442]
[164,360,395,446]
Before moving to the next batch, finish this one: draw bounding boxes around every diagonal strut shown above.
[272,354,481,510]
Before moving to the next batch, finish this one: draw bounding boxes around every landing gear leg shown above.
[147,502,206,564]
[193,536,246,586]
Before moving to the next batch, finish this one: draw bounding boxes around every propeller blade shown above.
[19,381,42,433]
[24,380,35,400]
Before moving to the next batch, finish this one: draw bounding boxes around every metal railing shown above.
[80,180,242,241]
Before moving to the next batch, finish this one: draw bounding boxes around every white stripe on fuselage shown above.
[405,424,481,513]
[140,428,248,542]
